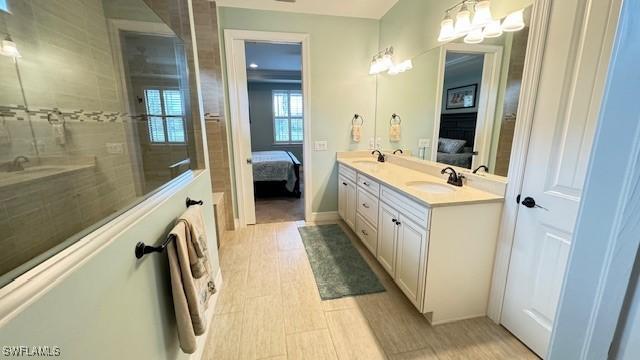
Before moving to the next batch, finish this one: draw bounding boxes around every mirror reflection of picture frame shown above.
[446,84,477,110]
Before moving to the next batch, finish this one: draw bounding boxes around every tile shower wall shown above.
[193,0,235,229]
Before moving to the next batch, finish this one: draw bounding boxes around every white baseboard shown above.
[191,269,223,360]
[308,211,340,222]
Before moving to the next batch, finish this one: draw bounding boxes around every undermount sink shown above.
[406,181,457,194]
[353,160,380,165]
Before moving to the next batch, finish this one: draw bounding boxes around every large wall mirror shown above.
[374,5,532,178]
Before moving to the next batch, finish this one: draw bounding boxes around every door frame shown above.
[107,19,176,195]
[224,29,312,227]
[485,0,553,322]
[431,42,503,169]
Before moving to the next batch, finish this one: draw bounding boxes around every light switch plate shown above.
[418,138,431,148]
[314,140,328,151]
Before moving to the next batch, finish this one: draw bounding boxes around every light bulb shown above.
[502,9,525,32]
[472,1,493,27]
[454,4,473,36]
[483,19,503,38]
[438,17,456,42]
[249,63,258,68]
[464,28,485,44]
[0,39,21,58]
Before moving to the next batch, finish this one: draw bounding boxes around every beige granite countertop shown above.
[338,157,504,208]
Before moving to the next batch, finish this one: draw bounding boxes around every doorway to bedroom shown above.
[245,42,304,223]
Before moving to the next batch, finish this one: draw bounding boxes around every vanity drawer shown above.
[380,185,430,229]
[357,187,379,225]
[338,164,357,183]
[357,173,380,196]
[356,214,377,255]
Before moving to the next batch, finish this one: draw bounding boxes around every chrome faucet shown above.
[7,156,29,172]
[441,166,465,187]
[372,150,385,163]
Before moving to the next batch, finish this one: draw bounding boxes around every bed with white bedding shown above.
[252,150,301,198]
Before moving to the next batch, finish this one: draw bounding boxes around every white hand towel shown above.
[389,123,401,142]
[352,124,362,143]
[0,121,10,146]
[52,123,66,145]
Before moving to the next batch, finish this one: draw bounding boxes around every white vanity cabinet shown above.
[336,161,502,325]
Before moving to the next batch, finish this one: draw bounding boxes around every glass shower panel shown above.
[0,0,204,288]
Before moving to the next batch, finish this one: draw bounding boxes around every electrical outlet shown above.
[106,142,124,154]
[314,140,328,151]
[418,138,431,148]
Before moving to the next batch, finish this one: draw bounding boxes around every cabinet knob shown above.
[361,230,368,236]
[362,203,370,209]
[342,182,348,186]
[363,181,370,186]
[392,218,397,224]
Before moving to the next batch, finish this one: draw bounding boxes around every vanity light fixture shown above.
[369,47,394,75]
[437,1,526,44]
[0,36,21,58]
[501,9,525,32]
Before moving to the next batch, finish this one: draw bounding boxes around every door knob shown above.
[246,158,252,164]
[520,196,548,210]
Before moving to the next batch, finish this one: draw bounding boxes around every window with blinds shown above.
[144,88,186,144]
[273,90,303,144]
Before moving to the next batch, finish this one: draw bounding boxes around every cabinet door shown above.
[338,176,347,220]
[395,215,428,309]
[345,180,357,230]
[377,202,399,276]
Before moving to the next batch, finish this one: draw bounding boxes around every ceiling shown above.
[214,0,399,19]
[245,42,301,71]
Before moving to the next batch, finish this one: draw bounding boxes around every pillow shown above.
[461,146,473,154]
[438,138,467,154]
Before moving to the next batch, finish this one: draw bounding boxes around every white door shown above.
[377,202,398,276]
[501,0,617,356]
[395,215,428,309]
[228,38,256,224]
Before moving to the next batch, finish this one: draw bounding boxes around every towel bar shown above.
[135,197,203,259]
[135,234,176,259]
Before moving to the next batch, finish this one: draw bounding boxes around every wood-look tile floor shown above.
[202,221,539,360]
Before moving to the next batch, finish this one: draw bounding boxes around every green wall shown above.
[218,7,379,213]
[0,172,219,360]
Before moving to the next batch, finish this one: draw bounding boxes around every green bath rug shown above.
[297,224,385,300]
